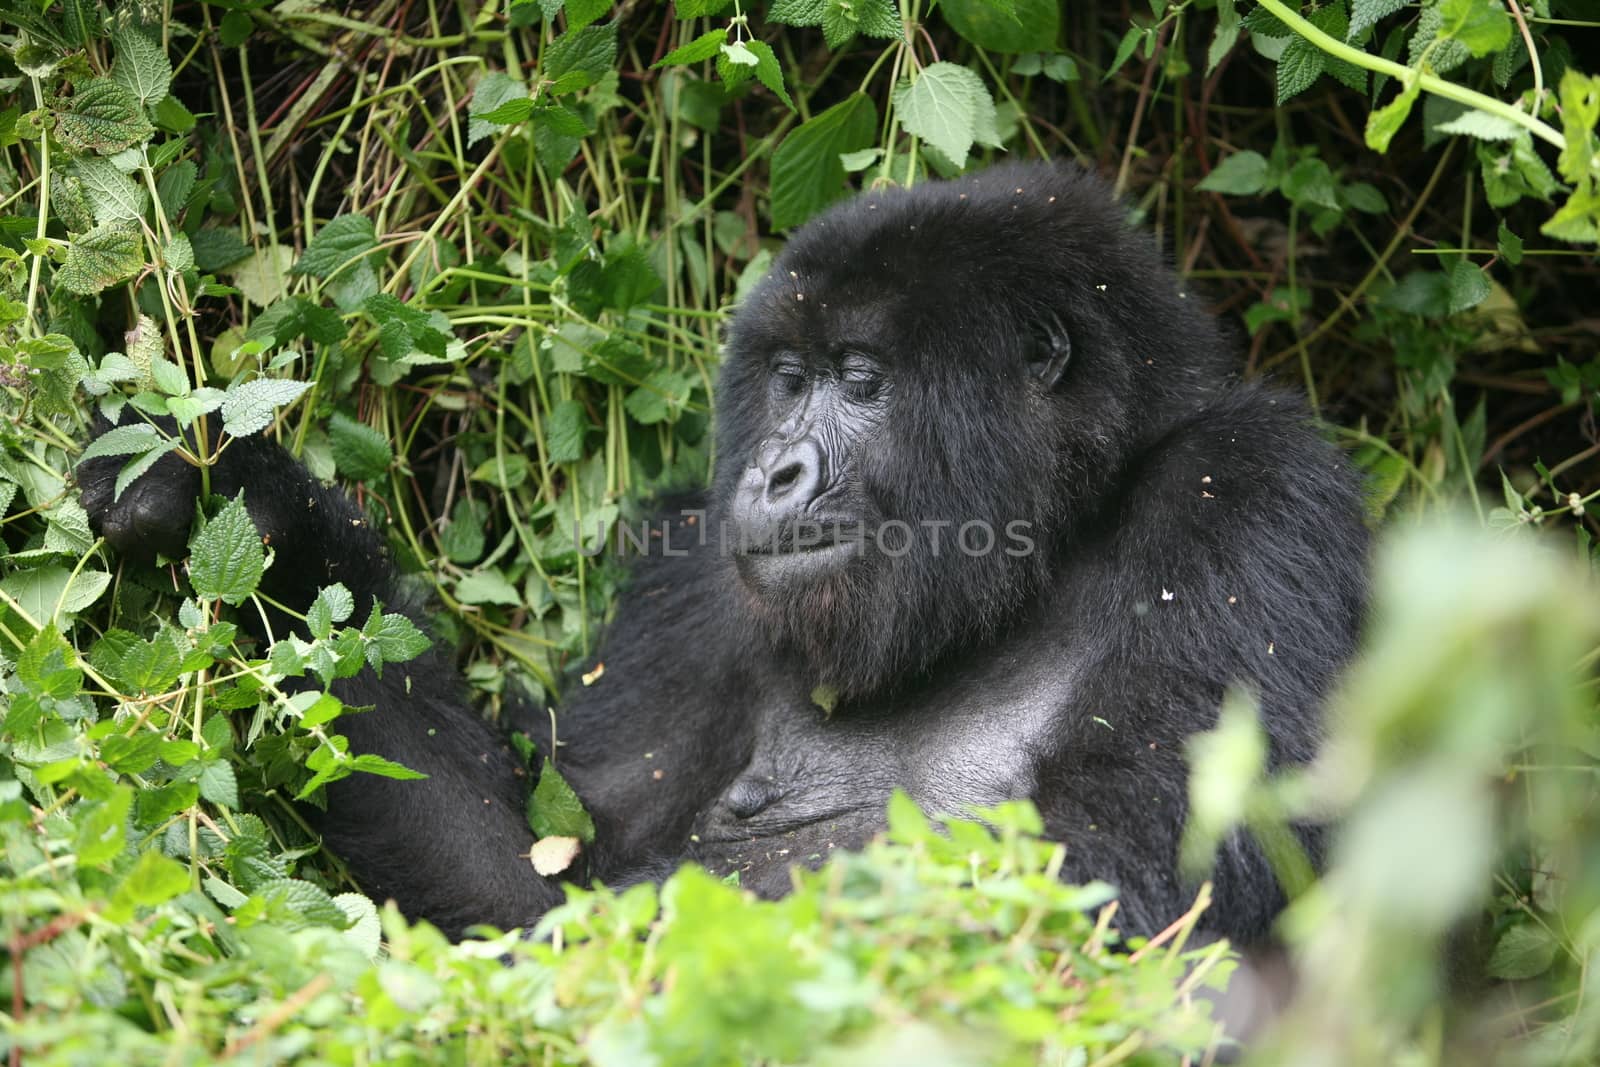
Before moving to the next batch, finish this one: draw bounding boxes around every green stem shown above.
[1255,0,1565,150]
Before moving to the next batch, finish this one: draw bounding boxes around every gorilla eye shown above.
[839,353,884,402]
[769,357,807,396]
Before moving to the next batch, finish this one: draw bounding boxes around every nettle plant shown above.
[0,12,446,932]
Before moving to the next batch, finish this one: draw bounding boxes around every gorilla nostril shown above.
[766,461,804,499]
[725,777,780,819]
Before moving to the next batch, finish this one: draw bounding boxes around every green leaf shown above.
[75,787,133,865]
[857,0,902,38]
[745,40,794,109]
[79,422,163,463]
[1486,923,1559,980]
[1496,222,1523,265]
[1438,0,1511,56]
[198,761,240,808]
[545,24,618,89]
[469,72,530,147]
[557,0,608,30]
[770,93,877,230]
[220,378,312,438]
[1349,0,1405,38]
[220,10,255,46]
[293,214,378,279]
[1447,259,1491,313]
[189,492,265,605]
[530,758,596,842]
[327,412,392,481]
[939,0,1059,54]
[1275,36,1323,104]
[1366,76,1422,152]
[361,607,431,671]
[1106,26,1145,81]
[54,79,154,155]
[1208,0,1241,73]
[546,399,589,464]
[0,565,112,624]
[1282,157,1339,210]
[1197,150,1271,195]
[893,62,993,167]
[1433,109,1521,141]
[654,29,727,67]
[190,228,253,271]
[770,0,825,25]
[115,849,190,910]
[111,29,173,109]
[70,157,147,224]
[57,221,143,295]
[349,753,429,781]
[456,570,523,606]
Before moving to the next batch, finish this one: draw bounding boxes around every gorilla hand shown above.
[78,418,203,563]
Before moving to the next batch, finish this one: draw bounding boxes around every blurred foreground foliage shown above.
[1,0,1598,1064]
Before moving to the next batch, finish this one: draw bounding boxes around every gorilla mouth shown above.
[732,521,865,589]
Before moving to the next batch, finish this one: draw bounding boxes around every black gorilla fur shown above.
[81,161,1368,944]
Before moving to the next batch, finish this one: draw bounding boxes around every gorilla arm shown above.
[1031,385,1366,944]
[79,430,560,937]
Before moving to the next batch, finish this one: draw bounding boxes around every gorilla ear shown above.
[1028,314,1072,390]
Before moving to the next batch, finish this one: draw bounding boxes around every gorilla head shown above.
[714,162,1232,699]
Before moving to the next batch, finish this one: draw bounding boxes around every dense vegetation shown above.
[1,0,1598,1063]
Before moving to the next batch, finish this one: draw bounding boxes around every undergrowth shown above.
[1,1,1598,1064]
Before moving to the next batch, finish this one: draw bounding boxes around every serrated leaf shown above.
[189,493,265,605]
[198,761,239,808]
[1349,0,1405,37]
[293,214,377,279]
[546,399,589,464]
[745,40,794,109]
[163,232,194,272]
[79,422,163,463]
[348,753,428,781]
[654,29,727,67]
[111,30,173,108]
[1486,923,1558,979]
[70,158,147,223]
[57,221,143,295]
[546,24,618,89]
[327,412,392,481]
[220,378,312,438]
[530,758,596,842]
[770,93,877,230]
[1434,108,1521,141]
[1275,37,1323,104]
[769,0,824,26]
[54,79,154,155]
[468,72,529,147]
[893,62,991,167]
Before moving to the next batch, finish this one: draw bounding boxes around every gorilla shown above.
[81,161,1368,945]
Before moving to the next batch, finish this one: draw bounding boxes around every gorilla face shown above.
[713,169,1138,700]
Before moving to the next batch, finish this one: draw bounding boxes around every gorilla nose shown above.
[762,439,824,506]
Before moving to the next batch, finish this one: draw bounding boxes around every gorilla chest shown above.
[688,656,1067,892]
